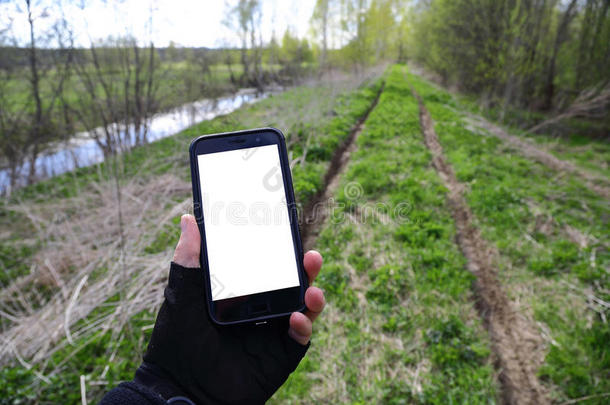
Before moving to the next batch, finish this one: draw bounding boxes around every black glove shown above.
[137,262,309,404]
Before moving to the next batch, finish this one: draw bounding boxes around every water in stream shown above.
[0,88,273,194]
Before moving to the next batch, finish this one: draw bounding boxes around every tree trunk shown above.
[143,42,156,144]
[26,0,43,184]
[134,43,143,146]
[27,143,39,185]
[321,0,329,71]
[575,0,595,89]
[542,0,578,110]
[240,41,249,85]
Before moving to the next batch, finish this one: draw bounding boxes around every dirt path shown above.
[464,114,610,200]
[413,88,549,405]
[300,83,385,250]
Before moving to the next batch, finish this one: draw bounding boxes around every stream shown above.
[0,88,275,194]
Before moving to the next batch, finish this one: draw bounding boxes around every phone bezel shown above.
[189,127,307,325]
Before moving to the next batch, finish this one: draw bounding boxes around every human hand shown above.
[173,214,325,345]
[139,214,326,404]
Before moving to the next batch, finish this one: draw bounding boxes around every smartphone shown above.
[189,128,307,325]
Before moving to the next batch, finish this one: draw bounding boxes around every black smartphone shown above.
[189,127,307,325]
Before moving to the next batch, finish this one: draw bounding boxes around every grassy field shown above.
[407,71,609,403]
[3,62,237,115]
[0,64,608,404]
[272,65,497,404]
[0,68,382,403]
[3,61,313,118]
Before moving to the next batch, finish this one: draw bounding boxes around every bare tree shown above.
[0,63,28,191]
[71,36,159,156]
[23,0,72,184]
[0,0,75,189]
[528,83,610,133]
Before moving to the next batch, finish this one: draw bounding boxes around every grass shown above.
[270,65,497,404]
[0,69,384,404]
[1,63,607,404]
[2,61,252,114]
[442,77,610,182]
[408,71,610,404]
[522,130,610,180]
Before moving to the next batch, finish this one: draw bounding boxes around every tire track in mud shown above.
[463,113,610,200]
[300,82,385,251]
[412,87,549,405]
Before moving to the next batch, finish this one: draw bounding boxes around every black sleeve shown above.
[98,381,166,405]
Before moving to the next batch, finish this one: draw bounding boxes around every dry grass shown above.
[0,171,192,377]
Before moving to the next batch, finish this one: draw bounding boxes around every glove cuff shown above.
[168,261,202,288]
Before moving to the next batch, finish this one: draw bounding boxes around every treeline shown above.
[1,0,608,192]
[409,0,610,121]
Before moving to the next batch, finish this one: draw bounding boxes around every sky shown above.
[0,0,317,48]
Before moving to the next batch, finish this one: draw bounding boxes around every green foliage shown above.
[9,61,609,403]
[366,265,409,311]
[144,215,182,254]
[0,309,155,404]
[539,321,610,403]
[280,29,314,65]
[410,0,610,112]
[0,367,37,405]
[425,317,488,368]
[0,240,32,286]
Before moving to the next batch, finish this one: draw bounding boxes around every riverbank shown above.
[0,87,283,195]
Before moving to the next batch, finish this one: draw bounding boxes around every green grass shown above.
[408,71,610,404]
[444,77,610,182]
[523,130,610,181]
[271,65,497,404]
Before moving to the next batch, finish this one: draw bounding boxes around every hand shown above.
[140,214,326,404]
[173,214,325,346]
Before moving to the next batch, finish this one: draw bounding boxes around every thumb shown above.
[172,214,201,268]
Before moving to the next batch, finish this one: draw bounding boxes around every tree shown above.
[340,0,371,71]
[0,50,28,191]
[409,0,610,114]
[542,0,579,110]
[71,36,159,156]
[223,0,262,86]
[311,0,333,70]
[280,29,313,74]
[574,0,610,90]
[0,0,73,187]
[183,47,212,100]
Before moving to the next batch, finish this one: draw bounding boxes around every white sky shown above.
[0,0,316,48]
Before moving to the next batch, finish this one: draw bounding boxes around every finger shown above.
[303,250,323,284]
[288,312,312,345]
[173,214,201,268]
[304,286,325,323]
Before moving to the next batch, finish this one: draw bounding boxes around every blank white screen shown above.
[197,144,300,301]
